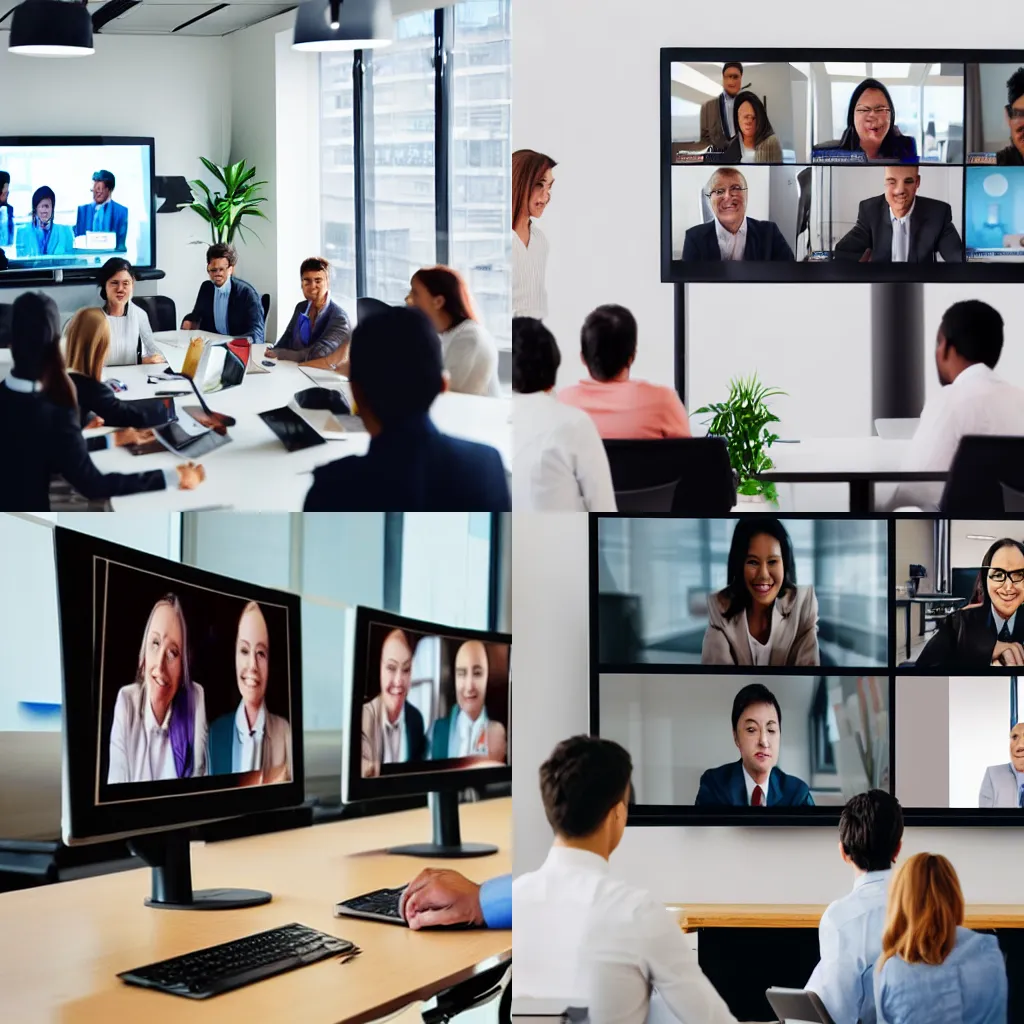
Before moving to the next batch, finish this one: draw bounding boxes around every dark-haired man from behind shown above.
[805,790,904,1024]
[891,299,1024,510]
[304,306,509,511]
[558,304,691,439]
[513,735,736,1024]
[996,67,1024,166]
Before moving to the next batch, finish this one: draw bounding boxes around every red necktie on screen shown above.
[751,785,764,807]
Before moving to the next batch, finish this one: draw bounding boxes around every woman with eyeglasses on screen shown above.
[701,517,820,666]
[717,92,783,164]
[814,78,918,163]
[916,538,1024,669]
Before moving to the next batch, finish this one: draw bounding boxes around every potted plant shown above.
[694,373,786,507]
[186,158,269,245]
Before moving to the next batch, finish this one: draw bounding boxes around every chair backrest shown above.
[602,437,736,515]
[357,296,392,322]
[940,435,1024,515]
[261,293,270,320]
[131,295,177,333]
[765,987,836,1024]
[0,302,12,348]
[612,480,678,514]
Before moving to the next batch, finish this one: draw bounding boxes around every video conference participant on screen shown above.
[182,243,266,344]
[108,594,209,783]
[996,67,1024,166]
[74,170,128,251]
[0,171,12,246]
[833,167,963,263]
[978,722,1024,808]
[430,640,507,761]
[694,683,814,807]
[716,91,783,164]
[361,628,427,777]
[701,517,819,666]
[917,539,1024,669]
[682,169,794,261]
[700,62,744,151]
[814,79,918,163]
[208,601,292,782]
[15,187,74,257]
[806,790,904,1024]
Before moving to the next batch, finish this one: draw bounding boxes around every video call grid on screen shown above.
[660,50,1024,283]
[91,556,296,806]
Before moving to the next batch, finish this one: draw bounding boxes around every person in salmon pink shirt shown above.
[558,304,691,439]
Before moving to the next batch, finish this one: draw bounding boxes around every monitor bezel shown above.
[56,526,305,845]
[0,135,158,275]
[660,49,1024,284]
[344,606,512,803]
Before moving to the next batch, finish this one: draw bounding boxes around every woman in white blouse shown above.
[512,149,556,320]
[108,594,208,783]
[406,265,501,397]
[97,258,164,366]
[512,316,616,512]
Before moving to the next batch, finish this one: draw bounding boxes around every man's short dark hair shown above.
[940,299,1003,369]
[731,683,782,734]
[581,305,637,382]
[92,169,115,190]
[0,170,9,190]
[539,736,632,838]
[206,242,238,267]
[1007,66,1024,109]
[350,306,443,424]
[513,317,560,393]
[839,790,904,872]
[300,256,330,278]
[723,62,743,76]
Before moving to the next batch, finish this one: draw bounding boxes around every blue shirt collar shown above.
[993,608,1017,635]
[852,867,892,891]
[215,279,232,296]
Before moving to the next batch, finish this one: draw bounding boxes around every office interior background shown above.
[0,511,509,848]
[0,0,511,368]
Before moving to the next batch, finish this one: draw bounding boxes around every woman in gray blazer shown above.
[979,721,1024,808]
[702,516,820,666]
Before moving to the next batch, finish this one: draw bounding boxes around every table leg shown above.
[905,603,912,662]
[849,479,874,514]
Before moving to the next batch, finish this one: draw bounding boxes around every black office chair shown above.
[357,296,392,322]
[939,435,1024,515]
[261,293,271,322]
[0,301,12,348]
[131,295,177,333]
[602,437,737,514]
[795,166,812,259]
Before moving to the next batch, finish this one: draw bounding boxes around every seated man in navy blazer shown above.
[834,166,963,263]
[74,170,129,251]
[266,256,351,368]
[695,682,814,807]
[304,306,510,511]
[682,167,794,262]
[182,242,266,344]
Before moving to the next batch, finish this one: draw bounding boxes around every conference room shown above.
[0,0,511,512]
[0,510,511,1022]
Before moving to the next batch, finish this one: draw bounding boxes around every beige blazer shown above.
[261,711,292,781]
[701,585,820,666]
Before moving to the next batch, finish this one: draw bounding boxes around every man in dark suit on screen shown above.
[834,166,963,263]
[682,168,795,262]
[74,170,129,251]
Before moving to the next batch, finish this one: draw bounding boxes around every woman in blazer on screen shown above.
[108,594,208,783]
[916,538,1024,669]
[701,516,819,666]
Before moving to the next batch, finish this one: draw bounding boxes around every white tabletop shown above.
[83,342,510,510]
[759,437,935,479]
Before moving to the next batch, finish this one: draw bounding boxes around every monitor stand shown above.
[129,831,272,910]
[388,790,498,859]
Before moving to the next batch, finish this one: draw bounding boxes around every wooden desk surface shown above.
[0,798,511,1024]
[672,902,1024,931]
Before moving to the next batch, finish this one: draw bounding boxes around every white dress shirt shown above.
[451,708,490,758]
[512,846,736,1024]
[740,145,756,163]
[144,699,177,781]
[715,217,747,261]
[890,200,915,262]
[442,319,501,397]
[232,700,266,774]
[892,362,1024,510]
[993,608,1017,637]
[101,302,157,366]
[742,765,771,806]
[806,869,892,1024]
[382,706,408,764]
[512,222,549,319]
[513,391,617,512]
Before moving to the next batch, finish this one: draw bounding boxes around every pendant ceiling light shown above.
[9,0,94,56]
[292,0,393,52]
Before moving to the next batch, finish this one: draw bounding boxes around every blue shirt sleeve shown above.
[479,874,512,929]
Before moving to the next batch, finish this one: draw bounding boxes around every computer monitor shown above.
[951,566,981,603]
[55,527,304,910]
[342,607,511,858]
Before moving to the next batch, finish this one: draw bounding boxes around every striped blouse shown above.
[512,221,549,320]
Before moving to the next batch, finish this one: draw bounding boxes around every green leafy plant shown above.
[186,158,269,245]
[694,374,786,505]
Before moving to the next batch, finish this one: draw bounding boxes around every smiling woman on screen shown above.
[512,149,555,320]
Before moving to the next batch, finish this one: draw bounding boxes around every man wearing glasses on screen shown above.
[682,168,794,262]
[997,67,1024,166]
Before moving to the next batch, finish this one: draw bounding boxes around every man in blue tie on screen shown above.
[181,243,266,344]
[74,170,128,251]
[978,721,1024,808]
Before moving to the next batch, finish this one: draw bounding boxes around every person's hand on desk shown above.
[992,640,1024,666]
[264,347,279,359]
[112,427,155,447]
[400,869,484,930]
[181,319,197,330]
[84,414,105,430]
[141,353,166,364]
[176,462,206,490]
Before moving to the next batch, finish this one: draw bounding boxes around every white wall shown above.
[950,519,1024,567]
[895,675,950,807]
[948,675,1014,807]
[893,518,935,657]
[979,63,1017,151]
[512,512,1024,904]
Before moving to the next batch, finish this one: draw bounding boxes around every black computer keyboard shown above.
[335,886,407,925]
[118,922,358,999]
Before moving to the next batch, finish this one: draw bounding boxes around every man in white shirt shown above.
[513,735,737,1024]
[891,300,1024,510]
[805,790,904,1024]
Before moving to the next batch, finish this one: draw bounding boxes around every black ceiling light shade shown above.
[9,0,95,57]
[292,0,393,52]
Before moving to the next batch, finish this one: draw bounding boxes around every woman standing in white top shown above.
[512,316,616,512]
[512,150,556,320]
[97,258,164,366]
[406,265,501,397]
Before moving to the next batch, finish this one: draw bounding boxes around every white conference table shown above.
[84,334,511,510]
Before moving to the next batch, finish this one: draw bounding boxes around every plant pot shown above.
[731,493,771,513]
